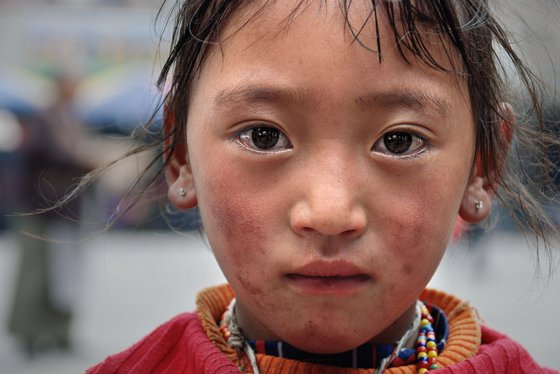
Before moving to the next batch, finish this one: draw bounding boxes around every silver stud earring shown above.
[178,187,186,197]
[475,201,483,211]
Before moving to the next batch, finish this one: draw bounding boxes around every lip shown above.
[285,260,371,295]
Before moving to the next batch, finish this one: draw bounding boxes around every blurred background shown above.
[0,0,559,373]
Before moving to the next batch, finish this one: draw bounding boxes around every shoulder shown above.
[85,312,239,374]
[421,289,558,374]
[436,320,558,373]
[471,325,558,374]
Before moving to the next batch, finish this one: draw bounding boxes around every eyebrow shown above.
[213,86,320,110]
[213,85,452,117]
[355,91,452,118]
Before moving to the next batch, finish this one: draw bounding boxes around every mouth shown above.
[284,261,371,294]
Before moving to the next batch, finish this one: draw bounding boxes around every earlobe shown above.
[167,164,198,210]
[459,176,492,223]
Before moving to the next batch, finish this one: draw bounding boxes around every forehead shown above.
[190,0,469,115]
[217,0,462,67]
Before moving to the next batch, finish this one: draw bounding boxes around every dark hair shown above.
[58,1,560,262]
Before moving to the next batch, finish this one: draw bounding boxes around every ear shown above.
[163,107,197,210]
[458,176,492,223]
[459,103,515,223]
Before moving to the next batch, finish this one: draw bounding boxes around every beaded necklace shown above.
[220,299,443,374]
[416,303,440,373]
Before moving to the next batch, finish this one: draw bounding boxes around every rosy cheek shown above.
[210,193,261,242]
[379,195,449,278]
[200,160,263,239]
[201,174,272,290]
[385,201,430,245]
[209,193,266,250]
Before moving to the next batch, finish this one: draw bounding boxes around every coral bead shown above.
[417,360,430,369]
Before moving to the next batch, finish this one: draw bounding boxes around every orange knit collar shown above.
[196,284,481,373]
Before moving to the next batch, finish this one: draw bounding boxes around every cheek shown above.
[378,175,463,278]
[383,205,438,280]
[208,189,264,248]
[196,166,273,294]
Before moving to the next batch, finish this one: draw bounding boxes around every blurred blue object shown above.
[0,64,51,115]
[76,62,164,134]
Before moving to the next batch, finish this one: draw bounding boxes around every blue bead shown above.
[420,326,433,333]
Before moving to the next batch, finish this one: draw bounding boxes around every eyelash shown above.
[372,131,429,159]
[234,125,429,158]
[236,125,293,153]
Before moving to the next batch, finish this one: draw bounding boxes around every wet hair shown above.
[57,1,560,261]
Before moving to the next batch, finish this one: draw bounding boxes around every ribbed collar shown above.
[196,284,481,373]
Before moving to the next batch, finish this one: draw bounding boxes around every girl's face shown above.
[178,1,481,353]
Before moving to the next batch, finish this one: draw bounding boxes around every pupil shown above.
[252,127,280,150]
[384,132,412,154]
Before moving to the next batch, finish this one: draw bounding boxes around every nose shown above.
[290,157,367,238]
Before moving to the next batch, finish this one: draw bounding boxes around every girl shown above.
[87,0,559,373]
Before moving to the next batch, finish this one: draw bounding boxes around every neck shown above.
[369,301,418,346]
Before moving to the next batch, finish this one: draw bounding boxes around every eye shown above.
[237,125,292,152]
[372,131,427,157]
